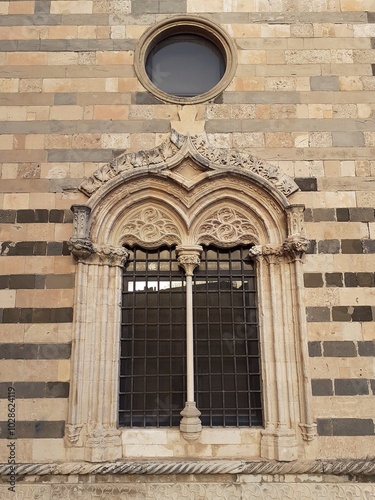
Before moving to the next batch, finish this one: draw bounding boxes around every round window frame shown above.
[134,16,237,105]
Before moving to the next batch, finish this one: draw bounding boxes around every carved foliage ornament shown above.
[121,207,182,246]
[197,207,258,246]
[79,130,299,198]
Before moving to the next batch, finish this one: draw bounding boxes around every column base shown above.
[180,401,202,442]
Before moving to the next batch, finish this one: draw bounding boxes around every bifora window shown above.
[119,245,263,428]
[134,16,237,104]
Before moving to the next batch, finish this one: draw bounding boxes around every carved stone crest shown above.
[79,131,299,198]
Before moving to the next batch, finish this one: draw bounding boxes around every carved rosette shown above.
[79,130,299,198]
[197,207,258,247]
[121,207,182,247]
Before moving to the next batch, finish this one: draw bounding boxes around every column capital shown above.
[176,245,203,275]
[69,240,128,267]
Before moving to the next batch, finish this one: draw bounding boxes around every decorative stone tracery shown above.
[66,131,316,463]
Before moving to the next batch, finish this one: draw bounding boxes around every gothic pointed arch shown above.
[67,133,316,463]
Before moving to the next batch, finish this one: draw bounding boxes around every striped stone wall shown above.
[0,0,374,486]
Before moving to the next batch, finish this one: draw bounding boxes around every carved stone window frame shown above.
[66,133,316,463]
[134,16,237,104]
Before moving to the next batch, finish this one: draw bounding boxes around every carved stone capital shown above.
[68,237,94,261]
[69,240,128,267]
[249,244,284,265]
[91,244,129,267]
[283,236,310,262]
[299,422,318,442]
[176,245,202,276]
[65,424,84,445]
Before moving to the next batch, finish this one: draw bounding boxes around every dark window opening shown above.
[146,34,225,98]
[119,245,263,428]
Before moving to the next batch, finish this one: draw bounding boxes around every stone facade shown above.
[0,0,374,498]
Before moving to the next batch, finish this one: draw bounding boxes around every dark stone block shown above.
[311,379,333,396]
[306,240,316,254]
[50,308,74,323]
[357,272,374,287]
[371,380,375,395]
[17,210,35,223]
[323,341,357,357]
[34,1,52,14]
[304,273,323,288]
[38,343,71,359]
[1,242,16,256]
[0,420,65,439]
[62,241,71,255]
[46,382,70,398]
[1,344,40,359]
[334,379,369,395]
[19,308,33,323]
[0,276,9,289]
[0,210,16,223]
[341,239,363,254]
[35,275,46,289]
[63,209,73,223]
[312,208,335,221]
[363,240,375,254]
[9,274,36,289]
[2,308,20,323]
[358,341,375,356]
[0,382,69,399]
[47,242,63,256]
[16,241,34,255]
[332,418,374,436]
[49,209,64,223]
[34,209,49,223]
[318,240,340,254]
[303,208,313,222]
[308,341,322,357]
[317,418,333,436]
[344,273,357,287]
[295,177,317,191]
[54,93,77,105]
[336,208,349,222]
[306,307,330,322]
[332,306,352,321]
[34,241,47,255]
[32,308,51,323]
[13,382,46,398]
[351,306,373,321]
[134,92,162,105]
[372,64,375,76]
[325,273,343,287]
[349,208,375,222]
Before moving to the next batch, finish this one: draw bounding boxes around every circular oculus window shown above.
[135,16,237,104]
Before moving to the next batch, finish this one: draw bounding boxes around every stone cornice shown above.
[79,130,299,198]
[1,459,374,476]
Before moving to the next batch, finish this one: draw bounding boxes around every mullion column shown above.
[176,245,203,442]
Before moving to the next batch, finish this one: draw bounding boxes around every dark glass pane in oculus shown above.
[146,34,225,97]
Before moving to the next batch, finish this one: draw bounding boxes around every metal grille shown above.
[119,247,186,427]
[193,247,262,427]
[119,245,263,428]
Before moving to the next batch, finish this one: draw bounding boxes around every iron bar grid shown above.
[119,245,263,428]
